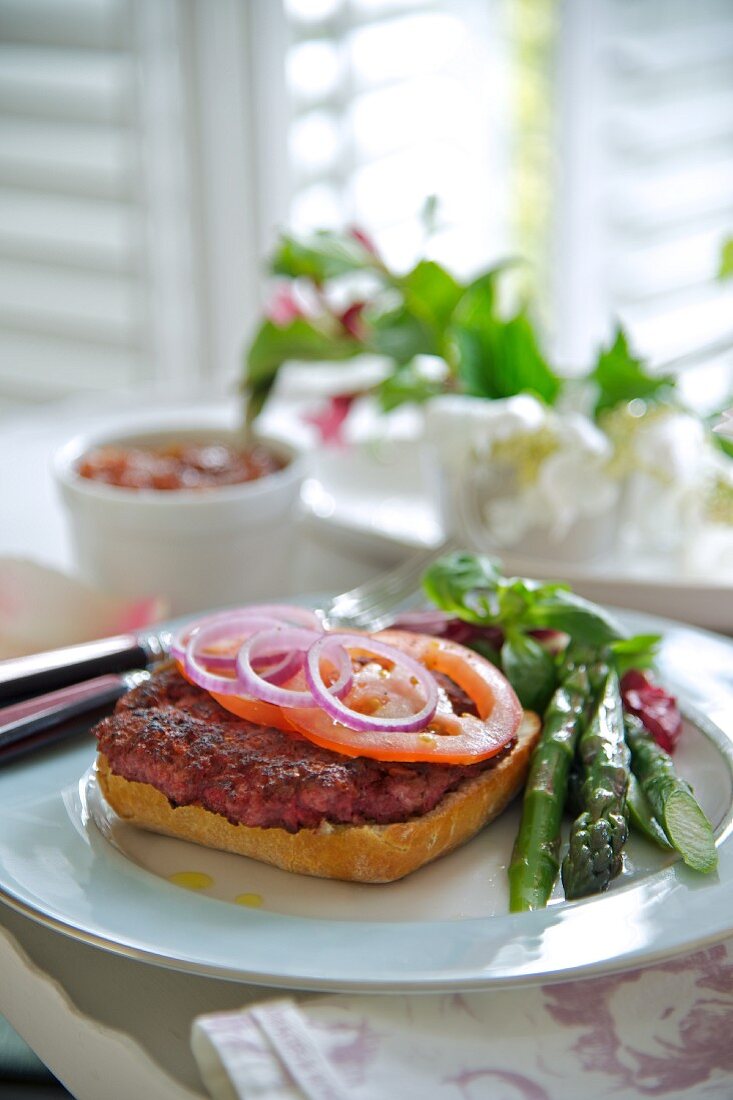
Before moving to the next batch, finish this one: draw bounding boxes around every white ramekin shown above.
[53,409,306,616]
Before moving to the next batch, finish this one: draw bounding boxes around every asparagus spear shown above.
[624,715,717,872]
[561,666,630,899]
[508,665,591,911]
[626,771,673,851]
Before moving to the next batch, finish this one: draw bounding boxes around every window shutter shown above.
[552,0,733,404]
[0,0,152,406]
[0,0,262,412]
[279,0,516,277]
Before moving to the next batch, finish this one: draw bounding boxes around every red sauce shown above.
[77,442,285,491]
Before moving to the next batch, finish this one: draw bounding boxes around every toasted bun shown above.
[96,712,541,883]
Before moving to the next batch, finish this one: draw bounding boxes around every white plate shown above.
[302,442,733,633]
[1,610,733,993]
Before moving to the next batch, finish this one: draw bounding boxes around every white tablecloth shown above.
[2,393,733,1100]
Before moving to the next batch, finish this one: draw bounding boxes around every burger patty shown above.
[94,664,508,833]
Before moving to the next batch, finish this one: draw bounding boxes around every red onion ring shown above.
[305,633,438,732]
[170,604,322,666]
[174,605,444,736]
[235,626,352,708]
[254,649,304,686]
[184,614,290,695]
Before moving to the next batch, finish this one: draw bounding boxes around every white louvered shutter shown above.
[276,0,733,404]
[552,0,733,405]
[0,0,261,413]
[278,0,515,278]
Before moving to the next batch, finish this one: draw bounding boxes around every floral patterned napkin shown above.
[192,940,733,1100]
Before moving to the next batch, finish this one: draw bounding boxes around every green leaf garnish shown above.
[421,551,502,623]
[609,633,661,677]
[501,631,558,713]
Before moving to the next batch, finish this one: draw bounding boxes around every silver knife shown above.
[0,631,170,703]
[0,670,151,764]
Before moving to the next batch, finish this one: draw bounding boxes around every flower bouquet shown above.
[243,227,733,572]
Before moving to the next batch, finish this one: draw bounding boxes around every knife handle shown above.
[0,671,150,752]
[0,632,166,703]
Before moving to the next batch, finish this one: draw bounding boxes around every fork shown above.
[321,537,458,632]
[0,539,458,759]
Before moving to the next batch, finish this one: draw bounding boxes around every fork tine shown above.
[323,537,459,630]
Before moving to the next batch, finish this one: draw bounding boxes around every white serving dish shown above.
[53,408,306,616]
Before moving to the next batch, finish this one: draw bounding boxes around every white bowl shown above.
[53,410,306,616]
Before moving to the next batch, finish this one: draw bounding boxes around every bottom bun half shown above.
[96,712,541,883]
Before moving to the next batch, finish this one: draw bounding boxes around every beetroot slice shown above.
[621,669,683,753]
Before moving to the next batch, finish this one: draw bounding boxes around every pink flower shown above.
[302,395,356,447]
[348,226,380,256]
[338,301,367,341]
[266,286,302,327]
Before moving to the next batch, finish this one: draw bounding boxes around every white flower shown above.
[537,448,619,539]
[423,393,546,477]
[424,394,620,554]
[611,407,727,555]
[631,409,709,487]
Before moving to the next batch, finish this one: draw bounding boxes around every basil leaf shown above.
[500,632,558,713]
[421,552,502,624]
[520,589,624,647]
[493,576,570,629]
[609,634,661,677]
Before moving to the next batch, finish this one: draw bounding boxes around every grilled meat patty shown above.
[94,665,506,833]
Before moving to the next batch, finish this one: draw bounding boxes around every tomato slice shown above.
[176,658,297,732]
[210,691,296,732]
[284,629,522,764]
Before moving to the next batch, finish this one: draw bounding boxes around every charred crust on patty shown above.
[94,666,509,833]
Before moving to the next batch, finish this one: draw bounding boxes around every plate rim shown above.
[1,610,733,992]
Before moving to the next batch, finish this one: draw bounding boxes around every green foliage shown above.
[421,552,662,707]
[590,327,676,418]
[608,634,661,677]
[377,363,447,412]
[718,237,733,281]
[270,230,380,282]
[245,317,363,422]
[243,227,712,431]
[243,229,564,421]
[449,272,560,404]
[367,304,435,363]
[709,403,733,459]
[501,631,558,713]
[400,260,464,340]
